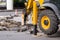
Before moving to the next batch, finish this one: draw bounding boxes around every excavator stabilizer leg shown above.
[32,1,38,35]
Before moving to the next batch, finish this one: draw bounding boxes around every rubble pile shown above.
[0,16,21,31]
[0,19,21,27]
[0,16,33,32]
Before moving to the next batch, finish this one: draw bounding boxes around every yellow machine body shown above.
[32,1,38,25]
[38,0,44,6]
[24,0,44,25]
[26,0,33,9]
[25,0,44,9]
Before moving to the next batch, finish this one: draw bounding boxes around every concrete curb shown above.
[0,9,23,12]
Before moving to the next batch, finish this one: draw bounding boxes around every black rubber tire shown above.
[39,9,58,35]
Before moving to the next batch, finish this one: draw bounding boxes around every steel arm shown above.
[27,0,34,9]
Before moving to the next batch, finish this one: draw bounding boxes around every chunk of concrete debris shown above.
[0,26,3,31]
[0,17,22,31]
[0,26,8,31]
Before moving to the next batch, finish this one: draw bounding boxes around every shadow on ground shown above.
[47,29,60,38]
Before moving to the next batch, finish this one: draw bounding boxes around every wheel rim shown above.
[41,16,50,30]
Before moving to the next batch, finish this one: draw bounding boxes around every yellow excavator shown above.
[22,0,59,35]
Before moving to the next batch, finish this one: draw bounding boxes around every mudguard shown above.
[42,3,60,20]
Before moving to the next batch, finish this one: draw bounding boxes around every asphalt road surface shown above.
[0,30,60,40]
[0,10,60,40]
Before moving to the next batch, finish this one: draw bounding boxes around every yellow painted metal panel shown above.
[32,1,38,25]
[27,0,33,9]
[38,0,44,6]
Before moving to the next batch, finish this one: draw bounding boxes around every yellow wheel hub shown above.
[41,16,50,30]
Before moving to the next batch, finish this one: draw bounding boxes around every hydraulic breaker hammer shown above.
[32,1,38,35]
